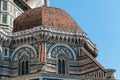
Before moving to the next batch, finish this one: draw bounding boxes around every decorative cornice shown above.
[11,26,85,46]
[0,26,97,57]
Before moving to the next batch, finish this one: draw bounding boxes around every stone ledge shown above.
[1,73,116,80]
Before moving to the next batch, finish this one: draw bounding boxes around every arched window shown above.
[58,59,66,74]
[18,56,29,76]
[21,61,29,75]
[57,54,68,74]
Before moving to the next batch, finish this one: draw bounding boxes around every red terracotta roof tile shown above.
[13,6,83,32]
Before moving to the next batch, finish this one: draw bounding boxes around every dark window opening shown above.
[44,0,48,6]
[26,61,29,74]
[62,60,65,74]
[22,61,25,75]
[58,60,61,74]
[19,56,29,76]
[21,60,29,75]
[58,59,65,74]
[13,0,30,11]
[5,48,7,56]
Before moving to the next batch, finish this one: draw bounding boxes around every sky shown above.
[51,0,120,79]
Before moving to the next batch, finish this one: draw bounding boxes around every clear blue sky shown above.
[51,0,120,79]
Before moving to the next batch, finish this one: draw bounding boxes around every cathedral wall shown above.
[24,0,49,8]
[1,73,113,80]
[40,42,106,79]
[0,0,116,79]
[0,41,106,79]
[0,44,39,79]
[0,0,23,33]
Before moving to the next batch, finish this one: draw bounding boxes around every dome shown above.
[13,6,83,32]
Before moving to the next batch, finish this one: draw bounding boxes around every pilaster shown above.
[38,42,46,63]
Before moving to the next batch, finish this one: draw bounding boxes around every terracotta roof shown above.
[13,6,84,32]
